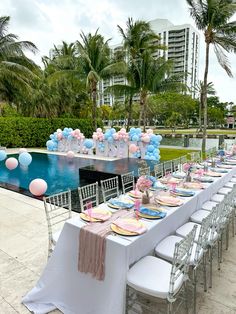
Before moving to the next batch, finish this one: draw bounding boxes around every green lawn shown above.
[154,128,236,135]
[160,148,198,161]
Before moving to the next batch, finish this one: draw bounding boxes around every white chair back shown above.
[154,163,164,178]
[101,176,119,202]
[78,182,99,212]
[138,166,150,177]
[121,172,134,194]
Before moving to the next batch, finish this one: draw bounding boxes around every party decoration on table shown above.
[80,208,112,222]
[138,206,167,219]
[134,199,141,220]
[210,167,228,173]
[107,198,134,209]
[5,157,18,170]
[111,218,147,236]
[18,152,32,167]
[29,178,47,196]
[170,188,195,197]
[150,180,167,191]
[136,175,153,204]
[182,182,205,189]
[183,162,194,182]
[172,171,186,179]
[217,164,232,169]
[0,149,7,161]
[194,176,214,183]
[155,195,184,206]
[127,189,143,199]
[205,170,222,177]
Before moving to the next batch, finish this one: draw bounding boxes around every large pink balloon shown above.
[67,151,75,158]
[5,157,18,170]
[129,144,138,153]
[142,135,150,143]
[29,179,47,196]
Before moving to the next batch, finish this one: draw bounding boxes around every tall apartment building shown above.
[99,18,200,106]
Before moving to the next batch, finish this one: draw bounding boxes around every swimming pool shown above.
[0,152,98,196]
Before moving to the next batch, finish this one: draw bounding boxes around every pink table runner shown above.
[78,209,132,280]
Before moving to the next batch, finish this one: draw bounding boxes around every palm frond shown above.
[213,43,233,77]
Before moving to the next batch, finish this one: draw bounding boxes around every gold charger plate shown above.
[111,218,146,236]
[107,199,134,209]
[137,212,164,219]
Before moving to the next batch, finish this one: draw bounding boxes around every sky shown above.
[1,0,236,104]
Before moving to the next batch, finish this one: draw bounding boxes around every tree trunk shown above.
[126,96,133,132]
[91,82,97,130]
[202,41,210,154]
[138,90,147,131]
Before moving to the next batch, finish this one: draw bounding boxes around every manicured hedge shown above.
[0,117,101,148]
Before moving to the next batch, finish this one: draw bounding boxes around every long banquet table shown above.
[22,167,236,314]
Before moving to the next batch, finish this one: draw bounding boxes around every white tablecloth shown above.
[22,167,236,314]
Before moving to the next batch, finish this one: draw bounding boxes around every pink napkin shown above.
[157,196,182,205]
[84,209,111,221]
[113,218,146,234]
[78,210,132,281]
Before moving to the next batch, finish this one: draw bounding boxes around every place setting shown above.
[80,201,112,222]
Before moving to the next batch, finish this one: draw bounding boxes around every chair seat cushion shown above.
[155,235,203,266]
[176,222,201,242]
[127,256,184,299]
[217,187,232,195]
[52,229,62,245]
[224,182,235,188]
[190,210,210,224]
[211,194,225,203]
[201,201,218,211]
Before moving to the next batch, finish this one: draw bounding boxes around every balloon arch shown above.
[46,127,162,161]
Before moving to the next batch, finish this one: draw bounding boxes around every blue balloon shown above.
[147,145,154,152]
[84,139,93,149]
[156,135,162,142]
[19,152,32,167]
[136,128,141,134]
[0,150,7,161]
[108,136,113,143]
[49,134,54,139]
[132,135,139,142]
[110,128,116,134]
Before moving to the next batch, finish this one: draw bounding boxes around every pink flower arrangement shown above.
[183,163,193,173]
[136,175,152,192]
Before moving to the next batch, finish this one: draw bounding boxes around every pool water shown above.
[0,152,97,196]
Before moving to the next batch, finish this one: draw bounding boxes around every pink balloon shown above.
[113,133,118,140]
[67,151,75,158]
[57,132,62,140]
[29,179,47,196]
[93,134,98,140]
[75,129,81,135]
[5,157,18,170]
[19,148,27,154]
[97,128,102,133]
[120,128,126,132]
[142,135,150,143]
[71,131,75,136]
[147,129,153,134]
[129,144,138,153]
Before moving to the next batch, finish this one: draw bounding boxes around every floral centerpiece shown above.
[183,162,193,182]
[136,175,153,204]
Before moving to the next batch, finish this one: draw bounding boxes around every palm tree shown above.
[0,16,38,106]
[186,0,236,153]
[195,81,216,131]
[77,30,126,129]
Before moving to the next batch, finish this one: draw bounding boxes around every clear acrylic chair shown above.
[100,176,119,203]
[172,158,181,172]
[163,160,173,176]
[154,163,164,178]
[43,190,72,258]
[78,182,99,212]
[121,171,134,194]
[126,226,196,314]
[180,155,188,164]
[155,212,214,314]
[138,166,150,177]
